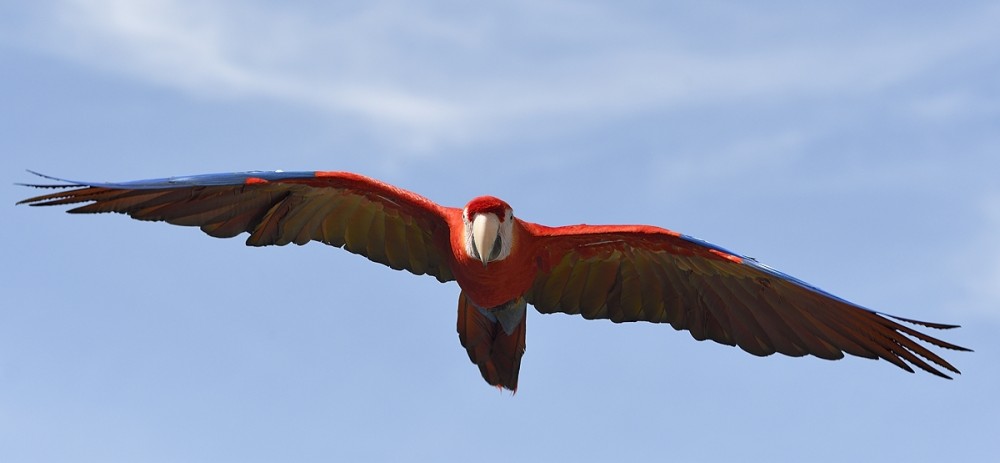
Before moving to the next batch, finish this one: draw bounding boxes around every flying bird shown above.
[18,170,969,390]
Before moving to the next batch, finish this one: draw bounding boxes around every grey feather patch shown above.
[475,298,526,336]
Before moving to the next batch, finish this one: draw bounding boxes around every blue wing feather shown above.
[18,168,935,322]
[675,232,886,316]
[22,169,318,189]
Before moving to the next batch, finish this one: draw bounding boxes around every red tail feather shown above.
[456,292,526,391]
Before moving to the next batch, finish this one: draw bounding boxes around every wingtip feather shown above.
[884,313,962,330]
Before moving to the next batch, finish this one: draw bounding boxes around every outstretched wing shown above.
[522,222,969,378]
[19,170,456,282]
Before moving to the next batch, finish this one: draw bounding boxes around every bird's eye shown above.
[489,235,503,261]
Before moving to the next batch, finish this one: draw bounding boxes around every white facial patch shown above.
[463,208,514,263]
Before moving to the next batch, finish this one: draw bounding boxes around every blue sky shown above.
[3,1,999,461]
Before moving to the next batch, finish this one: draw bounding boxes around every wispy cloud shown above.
[43,0,467,149]
[22,0,1000,150]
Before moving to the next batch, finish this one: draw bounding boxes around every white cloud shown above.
[24,0,1000,150]
[47,0,466,146]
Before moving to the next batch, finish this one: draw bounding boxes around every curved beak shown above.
[472,213,500,267]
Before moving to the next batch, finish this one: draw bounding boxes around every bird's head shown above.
[462,196,514,267]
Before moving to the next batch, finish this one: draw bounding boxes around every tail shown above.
[456,292,527,392]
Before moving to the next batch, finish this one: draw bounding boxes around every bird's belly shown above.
[453,260,536,309]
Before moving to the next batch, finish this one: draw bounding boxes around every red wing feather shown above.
[18,171,457,282]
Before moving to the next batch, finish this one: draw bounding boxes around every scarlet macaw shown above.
[18,170,969,390]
